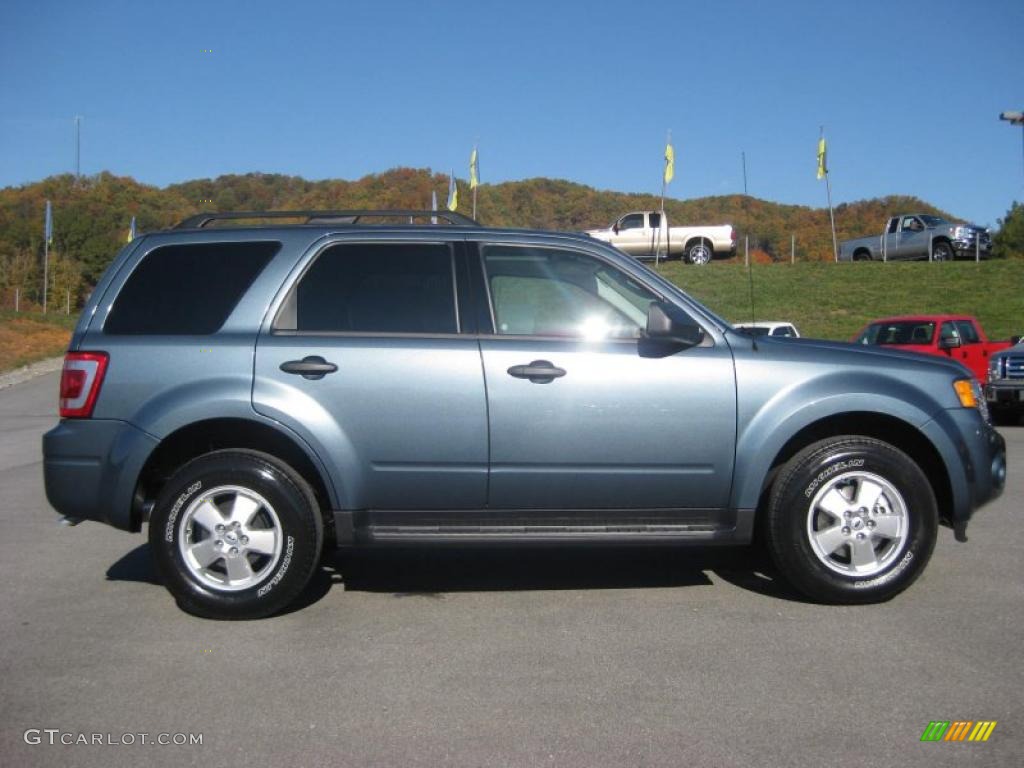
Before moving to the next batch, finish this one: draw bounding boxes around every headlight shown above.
[988,356,1001,382]
[954,378,990,423]
[954,379,977,407]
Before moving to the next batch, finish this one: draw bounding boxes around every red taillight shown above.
[59,352,109,418]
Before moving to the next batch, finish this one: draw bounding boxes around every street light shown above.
[1000,111,1024,180]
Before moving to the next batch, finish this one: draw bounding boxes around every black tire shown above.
[853,250,872,262]
[149,449,323,619]
[764,436,937,604]
[687,240,712,265]
[932,241,954,261]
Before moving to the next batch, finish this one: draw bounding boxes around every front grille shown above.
[1007,355,1024,380]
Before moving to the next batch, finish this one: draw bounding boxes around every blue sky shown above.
[2,0,1022,227]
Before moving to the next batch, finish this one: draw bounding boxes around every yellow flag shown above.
[469,147,479,189]
[447,171,458,211]
[664,142,675,184]
[817,137,827,179]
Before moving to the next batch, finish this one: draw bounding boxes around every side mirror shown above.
[613,224,620,235]
[645,302,704,348]
[1011,335,1021,345]
[938,336,961,350]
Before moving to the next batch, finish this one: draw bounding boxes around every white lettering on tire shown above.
[804,458,865,498]
[853,550,914,589]
[165,481,202,542]
[257,535,294,598]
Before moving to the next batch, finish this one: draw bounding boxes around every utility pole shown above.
[741,151,748,196]
[999,111,1024,181]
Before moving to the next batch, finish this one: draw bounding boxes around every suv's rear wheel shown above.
[149,450,323,619]
[765,436,937,604]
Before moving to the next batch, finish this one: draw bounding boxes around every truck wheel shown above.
[687,240,712,265]
[765,436,937,604]
[149,449,323,619]
[932,241,953,261]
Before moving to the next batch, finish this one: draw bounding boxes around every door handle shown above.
[280,355,338,380]
[507,360,566,384]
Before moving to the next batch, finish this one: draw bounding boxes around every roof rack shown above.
[174,210,481,229]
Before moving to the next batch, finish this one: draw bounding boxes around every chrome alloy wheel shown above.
[805,471,909,577]
[177,485,283,592]
[689,243,712,265]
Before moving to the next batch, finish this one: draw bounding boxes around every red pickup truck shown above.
[851,315,1013,382]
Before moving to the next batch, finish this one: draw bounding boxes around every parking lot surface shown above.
[1,372,1020,767]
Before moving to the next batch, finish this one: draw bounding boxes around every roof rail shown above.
[174,210,480,229]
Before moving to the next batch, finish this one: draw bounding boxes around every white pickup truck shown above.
[585,211,737,265]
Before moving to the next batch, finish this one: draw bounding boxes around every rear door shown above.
[252,237,488,511]
[473,239,737,512]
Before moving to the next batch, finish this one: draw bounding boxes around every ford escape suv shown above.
[43,210,1006,618]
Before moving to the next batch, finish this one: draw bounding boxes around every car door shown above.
[252,237,488,511]
[614,213,647,255]
[474,239,737,512]
[897,216,927,260]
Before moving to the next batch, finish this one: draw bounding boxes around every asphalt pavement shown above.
[1,372,1021,767]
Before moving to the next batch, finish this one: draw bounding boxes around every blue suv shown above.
[43,211,1006,618]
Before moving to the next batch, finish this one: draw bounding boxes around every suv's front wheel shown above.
[149,450,323,619]
[765,436,937,604]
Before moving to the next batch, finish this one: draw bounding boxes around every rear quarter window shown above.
[104,242,279,335]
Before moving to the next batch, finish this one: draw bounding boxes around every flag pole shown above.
[820,127,839,263]
[657,129,672,266]
[43,200,52,314]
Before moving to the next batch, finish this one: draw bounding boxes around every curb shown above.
[0,357,64,391]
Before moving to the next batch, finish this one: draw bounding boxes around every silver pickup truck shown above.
[839,214,991,261]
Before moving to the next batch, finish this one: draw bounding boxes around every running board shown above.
[364,523,726,543]
[345,508,741,545]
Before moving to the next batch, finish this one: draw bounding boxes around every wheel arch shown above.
[853,247,873,261]
[134,417,337,534]
[684,236,714,263]
[750,411,953,528]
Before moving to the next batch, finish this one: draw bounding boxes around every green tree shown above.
[992,201,1024,259]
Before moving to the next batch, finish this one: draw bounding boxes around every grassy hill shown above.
[659,260,1023,340]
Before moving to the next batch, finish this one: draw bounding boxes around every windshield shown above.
[855,321,935,345]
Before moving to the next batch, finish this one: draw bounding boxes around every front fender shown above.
[730,371,946,513]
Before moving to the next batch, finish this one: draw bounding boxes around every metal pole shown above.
[791,234,795,264]
[928,233,933,262]
[74,116,81,180]
[742,151,748,196]
[42,239,48,314]
[66,289,70,315]
[976,231,980,262]
[14,288,18,313]
[745,235,749,267]
[824,171,838,263]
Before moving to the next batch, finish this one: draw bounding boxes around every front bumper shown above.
[952,239,991,258]
[43,419,158,531]
[985,382,1024,410]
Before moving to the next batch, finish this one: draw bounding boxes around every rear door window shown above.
[284,243,458,334]
[105,242,278,335]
